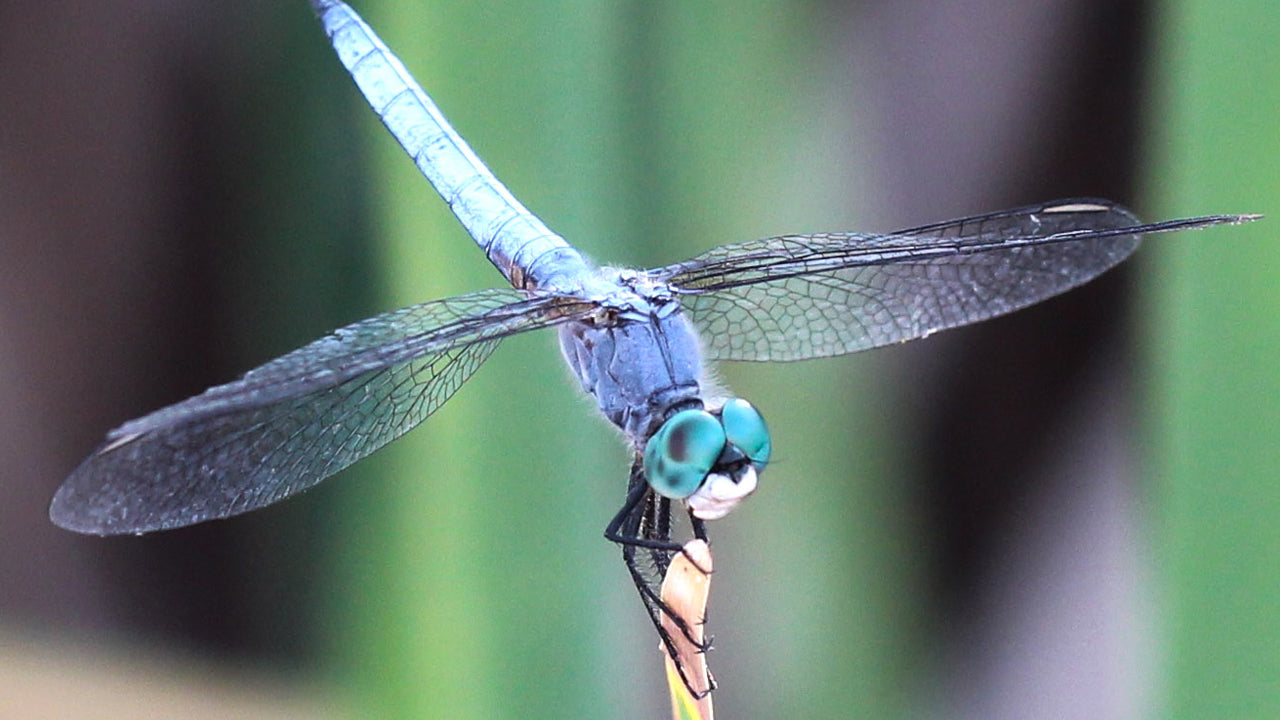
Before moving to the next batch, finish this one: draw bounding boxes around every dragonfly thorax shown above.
[557,293,704,443]
[556,272,771,519]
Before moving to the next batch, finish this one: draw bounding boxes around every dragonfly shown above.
[50,0,1258,696]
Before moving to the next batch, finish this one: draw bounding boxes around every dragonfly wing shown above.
[656,199,1249,362]
[51,288,595,535]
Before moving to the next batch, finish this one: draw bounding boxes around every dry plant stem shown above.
[661,539,715,720]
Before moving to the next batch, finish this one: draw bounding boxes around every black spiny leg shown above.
[604,456,717,697]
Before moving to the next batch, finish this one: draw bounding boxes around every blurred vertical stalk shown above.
[1145,1,1280,718]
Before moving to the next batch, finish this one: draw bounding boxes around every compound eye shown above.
[643,410,726,499]
[721,398,770,470]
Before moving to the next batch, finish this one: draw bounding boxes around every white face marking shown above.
[686,466,758,520]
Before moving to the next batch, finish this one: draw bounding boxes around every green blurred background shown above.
[0,0,1275,718]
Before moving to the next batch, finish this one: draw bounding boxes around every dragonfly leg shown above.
[604,470,683,552]
[604,458,716,696]
[689,512,708,541]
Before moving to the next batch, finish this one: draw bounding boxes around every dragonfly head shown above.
[643,398,771,520]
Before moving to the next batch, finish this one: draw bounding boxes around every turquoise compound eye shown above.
[721,398,770,470]
[643,410,726,499]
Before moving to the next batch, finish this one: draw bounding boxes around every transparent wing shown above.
[655,199,1254,361]
[50,288,595,535]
